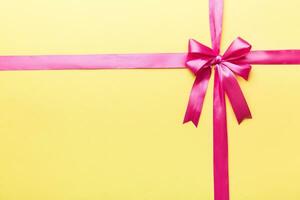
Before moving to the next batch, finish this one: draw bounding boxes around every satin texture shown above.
[0,0,300,200]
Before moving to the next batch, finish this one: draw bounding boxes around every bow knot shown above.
[212,55,222,65]
[183,37,252,127]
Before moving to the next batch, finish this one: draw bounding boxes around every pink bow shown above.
[184,37,252,127]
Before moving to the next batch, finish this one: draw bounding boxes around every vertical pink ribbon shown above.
[183,1,300,200]
[184,2,253,198]
[210,1,229,199]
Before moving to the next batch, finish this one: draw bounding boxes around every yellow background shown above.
[0,0,300,199]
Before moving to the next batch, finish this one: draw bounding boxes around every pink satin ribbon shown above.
[183,0,300,200]
[1,0,300,200]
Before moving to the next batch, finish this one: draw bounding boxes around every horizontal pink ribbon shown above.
[1,0,300,200]
[0,54,185,70]
[1,50,300,70]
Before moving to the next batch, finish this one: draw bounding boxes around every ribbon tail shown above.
[183,68,212,127]
[238,50,300,65]
[213,65,229,200]
[220,64,252,124]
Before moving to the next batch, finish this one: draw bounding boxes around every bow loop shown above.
[188,39,216,56]
[185,41,210,74]
[186,58,211,75]
[186,39,218,74]
[222,37,252,61]
[222,62,251,80]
